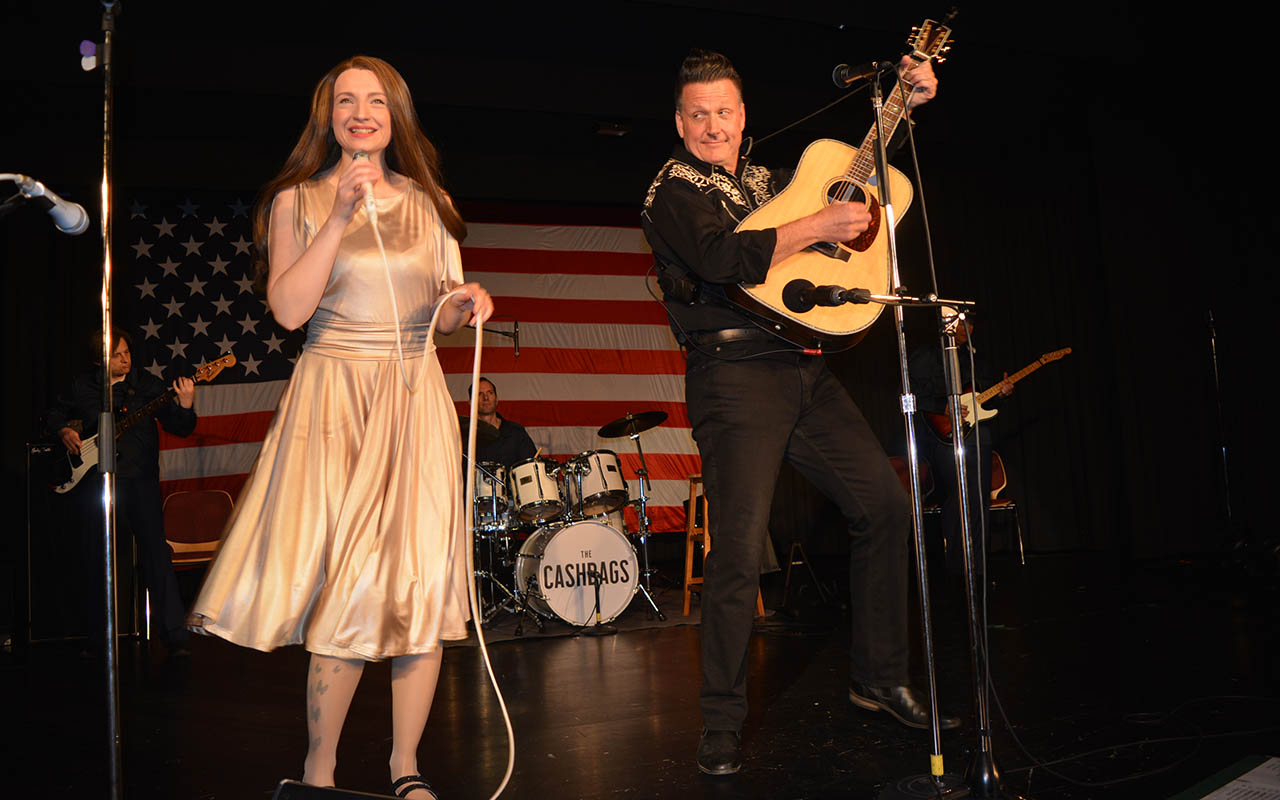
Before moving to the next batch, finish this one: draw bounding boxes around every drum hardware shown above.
[466,457,543,633]
[595,411,670,621]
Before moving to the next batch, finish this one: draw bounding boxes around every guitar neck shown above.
[116,388,177,436]
[848,71,916,184]
[975,360,1043,405]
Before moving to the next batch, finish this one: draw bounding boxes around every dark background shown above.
[1,1,1271,572]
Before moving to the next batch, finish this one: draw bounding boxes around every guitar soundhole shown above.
[825,180,880,253]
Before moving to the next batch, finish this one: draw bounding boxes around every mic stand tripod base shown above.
[579,623,618,637]
[876,774,968,800]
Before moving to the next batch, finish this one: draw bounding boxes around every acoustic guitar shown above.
[728,18,953,350]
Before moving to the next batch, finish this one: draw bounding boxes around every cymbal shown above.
[458,415,499,445]
[597,410,668,439]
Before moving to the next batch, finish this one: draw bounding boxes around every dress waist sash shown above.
[304,316,434,361]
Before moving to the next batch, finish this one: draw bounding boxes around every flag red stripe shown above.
[461,248,651,276]
[159,410,276,450]
[452,400,690,429]
[490,297,668,325]
[437,347,684,375]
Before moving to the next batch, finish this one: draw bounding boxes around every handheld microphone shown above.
[832,61,895,89]
[781,278,871,313]
[13,175,90,235]
[512,319,520,358]
[351,151,377,223]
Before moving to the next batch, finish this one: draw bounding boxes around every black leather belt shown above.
[685,328,779,346]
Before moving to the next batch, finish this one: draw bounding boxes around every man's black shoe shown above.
[696,729,742,775]
[848,682,961,730]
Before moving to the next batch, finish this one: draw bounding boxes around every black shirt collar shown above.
[670,141,753,179]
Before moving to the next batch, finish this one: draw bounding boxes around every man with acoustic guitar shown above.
[642,49,955,776]
[47,329,197,657]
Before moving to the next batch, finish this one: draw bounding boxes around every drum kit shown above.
[468,410,670,634]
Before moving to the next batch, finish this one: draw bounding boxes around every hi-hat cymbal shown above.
[458,415,500,445]
[597,410,668,439]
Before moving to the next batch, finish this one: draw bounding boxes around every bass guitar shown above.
[925,348,1071,441]
[54,353,236,494]
[729,18,953,350]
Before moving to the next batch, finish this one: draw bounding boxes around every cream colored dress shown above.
[191,178,470,660]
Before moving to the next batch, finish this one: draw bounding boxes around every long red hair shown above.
[251,55,466,292]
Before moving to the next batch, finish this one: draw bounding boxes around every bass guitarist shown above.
[47,329,197,657]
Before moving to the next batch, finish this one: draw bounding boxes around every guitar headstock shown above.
[1040,348,1072,364]
[194,353,237,383]
[907,19,953,64]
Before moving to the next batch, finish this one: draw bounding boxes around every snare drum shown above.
[565,449,628,516]
[510,457,564,522]
[473,461,508,526]
[514,520,639,626]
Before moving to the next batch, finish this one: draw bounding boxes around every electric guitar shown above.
[925,348,1072,441]
[728,18,953,351]
[54,353,236,494]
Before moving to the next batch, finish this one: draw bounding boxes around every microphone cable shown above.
[367,192,516,799]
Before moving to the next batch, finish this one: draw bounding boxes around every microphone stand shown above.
[853,73,1026,800]
[96,4,125,800]
[863,70,967,800]
[580,567,617,636]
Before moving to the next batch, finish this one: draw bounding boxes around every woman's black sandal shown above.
[391,775,438,799]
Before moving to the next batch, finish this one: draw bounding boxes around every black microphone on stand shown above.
[832,60,896,89]
[781,278,871,313]
[512,319,520,358]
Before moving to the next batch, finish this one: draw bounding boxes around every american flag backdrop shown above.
[123,196,697,534]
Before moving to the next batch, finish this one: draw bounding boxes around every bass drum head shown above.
[514,521,638,626]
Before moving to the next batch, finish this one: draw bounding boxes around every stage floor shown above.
[4,553,1277,799]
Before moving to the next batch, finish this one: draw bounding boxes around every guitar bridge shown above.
[806,241,851,261]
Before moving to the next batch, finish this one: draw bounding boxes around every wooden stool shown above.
[683,475,765,617]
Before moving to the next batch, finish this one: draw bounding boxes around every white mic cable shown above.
[355,151,416,393]
[361,154,513,794]
[425,294,515,800]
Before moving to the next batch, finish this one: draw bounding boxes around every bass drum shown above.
[514,521,639,626]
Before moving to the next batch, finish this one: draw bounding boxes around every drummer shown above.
[472,377,537,468]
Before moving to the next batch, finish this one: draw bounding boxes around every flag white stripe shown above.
[438,322,679,352]
[463,271,655,302]
[464,223,650,254]
[446,373,686,403]
[195,380,287,416]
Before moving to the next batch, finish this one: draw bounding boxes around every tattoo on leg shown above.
[310,705,321,722]
[333,664,342,673]
[315,679,329,695]
[309,736,322,753]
